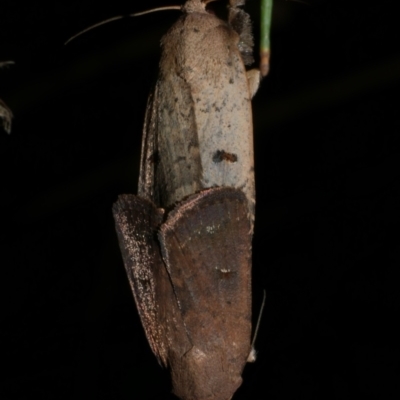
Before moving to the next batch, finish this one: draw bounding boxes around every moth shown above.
[113,1,260,399]
[114,187,252,399]
[138,0,260,227]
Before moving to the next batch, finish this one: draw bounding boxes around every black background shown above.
[1,0,399,399]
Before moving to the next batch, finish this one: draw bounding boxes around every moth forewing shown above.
[112,194,192,367]
[159,187,253,400]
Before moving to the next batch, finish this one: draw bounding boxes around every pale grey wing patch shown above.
[154,74,203,208]
[175,19,254,189]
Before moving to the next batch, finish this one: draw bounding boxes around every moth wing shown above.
[113,195,190,367]
[138,76,203,209]
[159,187,252,359]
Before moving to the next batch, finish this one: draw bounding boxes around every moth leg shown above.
[246,68,261,98]
[247,347,257,363]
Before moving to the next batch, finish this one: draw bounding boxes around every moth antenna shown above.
[65,6,181,45]
[247,289,266,363]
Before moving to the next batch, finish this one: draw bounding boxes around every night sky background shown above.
[1,0,399,399]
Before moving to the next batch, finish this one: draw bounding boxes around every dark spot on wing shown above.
[213,150,238,163]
